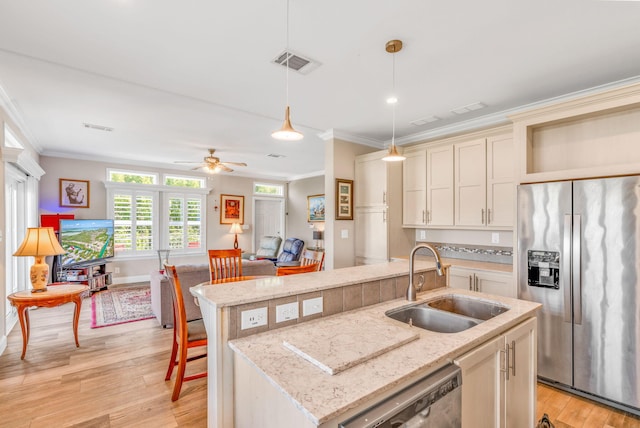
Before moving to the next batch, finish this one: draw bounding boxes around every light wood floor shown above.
[0,295,207,427]
[2,296,640,428]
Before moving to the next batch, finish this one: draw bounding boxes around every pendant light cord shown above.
[285,0,290,107]
[391,47,396,148]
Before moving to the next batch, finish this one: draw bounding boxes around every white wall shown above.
[287,176,324,248]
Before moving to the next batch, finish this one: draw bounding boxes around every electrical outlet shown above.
[240,307,268,330]
[114,267,120,274]
[420,230,426,240]
[491,233,500,244]
[275,302,299,323]
[303,297,323,316]
[341,229,349,239]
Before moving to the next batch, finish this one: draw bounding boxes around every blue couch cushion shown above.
[277,238,304,262]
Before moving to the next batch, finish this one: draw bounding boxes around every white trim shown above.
[104,180,211,194]
[111,274,150,285]
[0,82,41,151]
[0,336,7,357]
[318,129,384,148]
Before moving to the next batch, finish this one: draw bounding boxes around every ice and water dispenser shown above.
[527,250,560,289]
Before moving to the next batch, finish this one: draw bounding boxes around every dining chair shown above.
[208,248,243,281]
[164,264,207,401]
[276,262,320,276]
[300,249,325,271]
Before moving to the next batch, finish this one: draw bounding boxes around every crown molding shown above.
[0,81,42,152]
[318,129,384,148]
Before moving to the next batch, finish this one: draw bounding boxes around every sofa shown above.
[150,259,277,327]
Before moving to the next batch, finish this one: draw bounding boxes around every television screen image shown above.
[59,219,114,267]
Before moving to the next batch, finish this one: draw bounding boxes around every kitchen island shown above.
[190,260,539,427]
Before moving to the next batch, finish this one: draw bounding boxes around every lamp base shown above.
[30,258,50,293]
[234,234,239,249]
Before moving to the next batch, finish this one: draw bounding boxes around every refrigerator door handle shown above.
[573,214,582,325]
[563,214,572,323]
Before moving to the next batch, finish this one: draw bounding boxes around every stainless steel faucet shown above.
[407,243,444,301]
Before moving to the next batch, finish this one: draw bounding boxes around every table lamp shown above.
[313,230,323,249]
[229,223,243,249]
[13,227,66,292]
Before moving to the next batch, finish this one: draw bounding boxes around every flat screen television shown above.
[59,219,115,268]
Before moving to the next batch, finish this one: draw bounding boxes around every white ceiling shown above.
[0,0,639,180]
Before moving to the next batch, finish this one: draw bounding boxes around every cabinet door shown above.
[355,155,387,207]
[503,318,537,428]
[354,208,388,264]
[426,145,454,226]
[475,271,515,298]
[403,150,427,226]
[448,267,474,290]
[455,138,487,227]
[486,134,515,227]
[454,335,504,428]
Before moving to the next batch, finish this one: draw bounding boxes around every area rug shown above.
[91,283,154,328]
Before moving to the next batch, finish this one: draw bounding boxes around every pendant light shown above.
[382,39,406,162]
[272,0,304,141]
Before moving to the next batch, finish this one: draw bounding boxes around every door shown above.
[572,176,640,407]
[355,154,387,207]
[355,208,388,265]
[253,198,284,253]
[455,138,486,227]
[426,145,454,226]
[476,271,515,298]
[402,150,426,226]
[449,267,473,290]
[504,318,537,428]
[486,134,514,227]
[517,181,572,386]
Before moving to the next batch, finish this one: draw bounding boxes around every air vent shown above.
[272,50,319,74]
[410,116,440,126]
[83,123,114,132]
[267,153,286,158]
[451,102,486,115]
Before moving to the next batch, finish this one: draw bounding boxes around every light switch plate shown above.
[491,232,500,244]
[240,307,268,330]
[341,229,349,239]
[302,297,323,316]
[276,302,299,323]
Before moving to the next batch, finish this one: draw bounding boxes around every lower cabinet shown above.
[448,266,515,298]
[454,317,537,428]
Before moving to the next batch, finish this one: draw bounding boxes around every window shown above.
[106,171,208,258]
[254,182,284,196]
[111,189,157,256]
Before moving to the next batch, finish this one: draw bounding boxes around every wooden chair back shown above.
[300,249,325,271]
[164,264,207,401]
[276,262,320,276]
[208,248,243,281]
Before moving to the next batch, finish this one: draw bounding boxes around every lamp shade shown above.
[229,223,243,234]
[14,227,65,257]
[312,230,323,240]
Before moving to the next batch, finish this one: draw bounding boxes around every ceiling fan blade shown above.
[175,161,202,164]
[219,164,234,172]
[220,161,247,167]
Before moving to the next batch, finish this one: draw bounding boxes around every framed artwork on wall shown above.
[307,194,325,222]
[220,194,244,224]
[59,178,90,208]
[335,178,353,220]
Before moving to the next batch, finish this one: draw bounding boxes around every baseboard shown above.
[0,335,7,357]
[111,274,150,285]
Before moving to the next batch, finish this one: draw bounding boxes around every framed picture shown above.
[220,194,244,224]
[307,194,325,222]
[335,178,353,220]
[59,178,90,208]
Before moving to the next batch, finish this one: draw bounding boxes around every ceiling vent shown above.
[451,102,486,115]
[410,116,440,126]
[83,122,114,132]
[267,153,286,158]
[272,50,319,75]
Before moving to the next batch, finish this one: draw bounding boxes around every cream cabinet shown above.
[402,150,427,226]
[355,151,409,265]
[454,317,537,428]
[448,266,515,298]
[426,144,454,226]
[454,134,514,228]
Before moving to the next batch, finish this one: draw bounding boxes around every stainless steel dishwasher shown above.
[339,364,462,428]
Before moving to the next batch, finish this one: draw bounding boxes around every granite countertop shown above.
[229,287,540,425]
[393,255,513,273]
[190,259,442,308]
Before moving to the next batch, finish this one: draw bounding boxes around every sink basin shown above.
[426,295,509,320]
[385,305,480,333]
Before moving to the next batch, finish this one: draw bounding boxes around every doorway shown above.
[253,198,285,253]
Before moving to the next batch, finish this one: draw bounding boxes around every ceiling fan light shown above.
[272,106,304,141]
[382,144,406,162]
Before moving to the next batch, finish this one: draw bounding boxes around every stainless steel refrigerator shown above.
[518,175,640,414]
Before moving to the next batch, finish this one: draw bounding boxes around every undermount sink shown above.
[386,305,479,333]
[385,295,510,333]
[427,295,509,320]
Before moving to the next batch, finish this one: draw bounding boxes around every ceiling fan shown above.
[174,149,247,173]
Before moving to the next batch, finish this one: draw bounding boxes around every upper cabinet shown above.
[355,152,389,207]
[400,126,514,230]
[402,150,427,226]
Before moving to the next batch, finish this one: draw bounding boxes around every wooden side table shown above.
[7,283,89,359]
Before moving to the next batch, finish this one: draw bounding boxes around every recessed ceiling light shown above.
[386,96,398,104]
[83,123,113,132]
